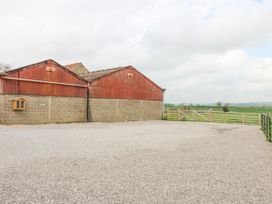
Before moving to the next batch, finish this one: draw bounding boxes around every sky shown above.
[0,0,272,104]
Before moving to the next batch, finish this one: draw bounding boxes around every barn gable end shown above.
[0,60,88,124]
[80,65,164,122]
[2,59,88,97]
[82,66,164,101]
[6,59,87,85]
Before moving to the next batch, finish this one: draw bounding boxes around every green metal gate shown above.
[261,113,272,142]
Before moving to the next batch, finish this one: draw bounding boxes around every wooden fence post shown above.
[208,110,211,122]
[177,109,180,121]
[167,109,170,121]
[260,114,262,129]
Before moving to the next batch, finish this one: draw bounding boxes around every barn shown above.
[0,59,164,124]
[80,65,164,122]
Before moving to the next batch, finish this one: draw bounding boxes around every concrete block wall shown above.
[0,95,163,124]
[0,95,87,124]
[89,98,163,122]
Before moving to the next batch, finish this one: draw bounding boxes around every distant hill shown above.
[166,102,272,107]
[210,102,272,107]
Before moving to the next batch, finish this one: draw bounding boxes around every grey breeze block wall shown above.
[89,98,163,122]
[0,94,87,124]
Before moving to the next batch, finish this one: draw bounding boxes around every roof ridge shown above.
[89,67,123,73]
[65,62,82,67]
[7,59,55,73]
[79,66,128,81]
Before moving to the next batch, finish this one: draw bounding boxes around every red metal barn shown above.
[0,60,164,124]
[0,60,88,124]
[79,66,164,122]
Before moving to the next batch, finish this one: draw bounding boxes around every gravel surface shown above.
[0,121,272,203]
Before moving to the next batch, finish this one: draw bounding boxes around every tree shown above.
[0,63,10,72]
[222,103,229,112]
[216,101,222,107]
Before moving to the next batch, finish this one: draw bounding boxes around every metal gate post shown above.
[263,114,265,130]
[268,116,271,142]
[265,115,268,135]
[266,115,268,136]
[261,114,263,130]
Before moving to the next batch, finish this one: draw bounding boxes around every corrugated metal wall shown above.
[2,60,87,97]
[1,60,163,100]
[89,67,163,101]
[0,77,3,94]
[2,80,86,97]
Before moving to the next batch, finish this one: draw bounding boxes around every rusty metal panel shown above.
[2,80,86,97]
[8,60,86,84]
[89,67,163,101]
[0,78,3,94]
[3,60,87,97]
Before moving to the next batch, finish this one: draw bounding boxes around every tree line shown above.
[0,63,10,72]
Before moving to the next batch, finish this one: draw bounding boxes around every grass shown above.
[163,104,269,125]
[165,104,272,113]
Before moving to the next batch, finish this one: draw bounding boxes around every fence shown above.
[164,109,272,142]
[164,109,261,125]
[261,114,272,142]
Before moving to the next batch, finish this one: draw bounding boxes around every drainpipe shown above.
[162,88,166,119]
[86,83,90,122]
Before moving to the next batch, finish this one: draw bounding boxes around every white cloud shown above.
[164,50,272,103]
[0,0,272,103]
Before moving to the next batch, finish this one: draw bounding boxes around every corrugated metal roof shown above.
[80,67,125,81]
[64,62,90,75]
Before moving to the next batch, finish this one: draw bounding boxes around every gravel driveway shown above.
[0,121,272,203]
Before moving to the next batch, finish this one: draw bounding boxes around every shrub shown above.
[222,104,229,112]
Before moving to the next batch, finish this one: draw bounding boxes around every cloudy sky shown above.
[0,0,272,103]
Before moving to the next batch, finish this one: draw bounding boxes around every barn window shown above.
[46,67,56,72]
[128,72,133,77]
[12,98,26,111]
